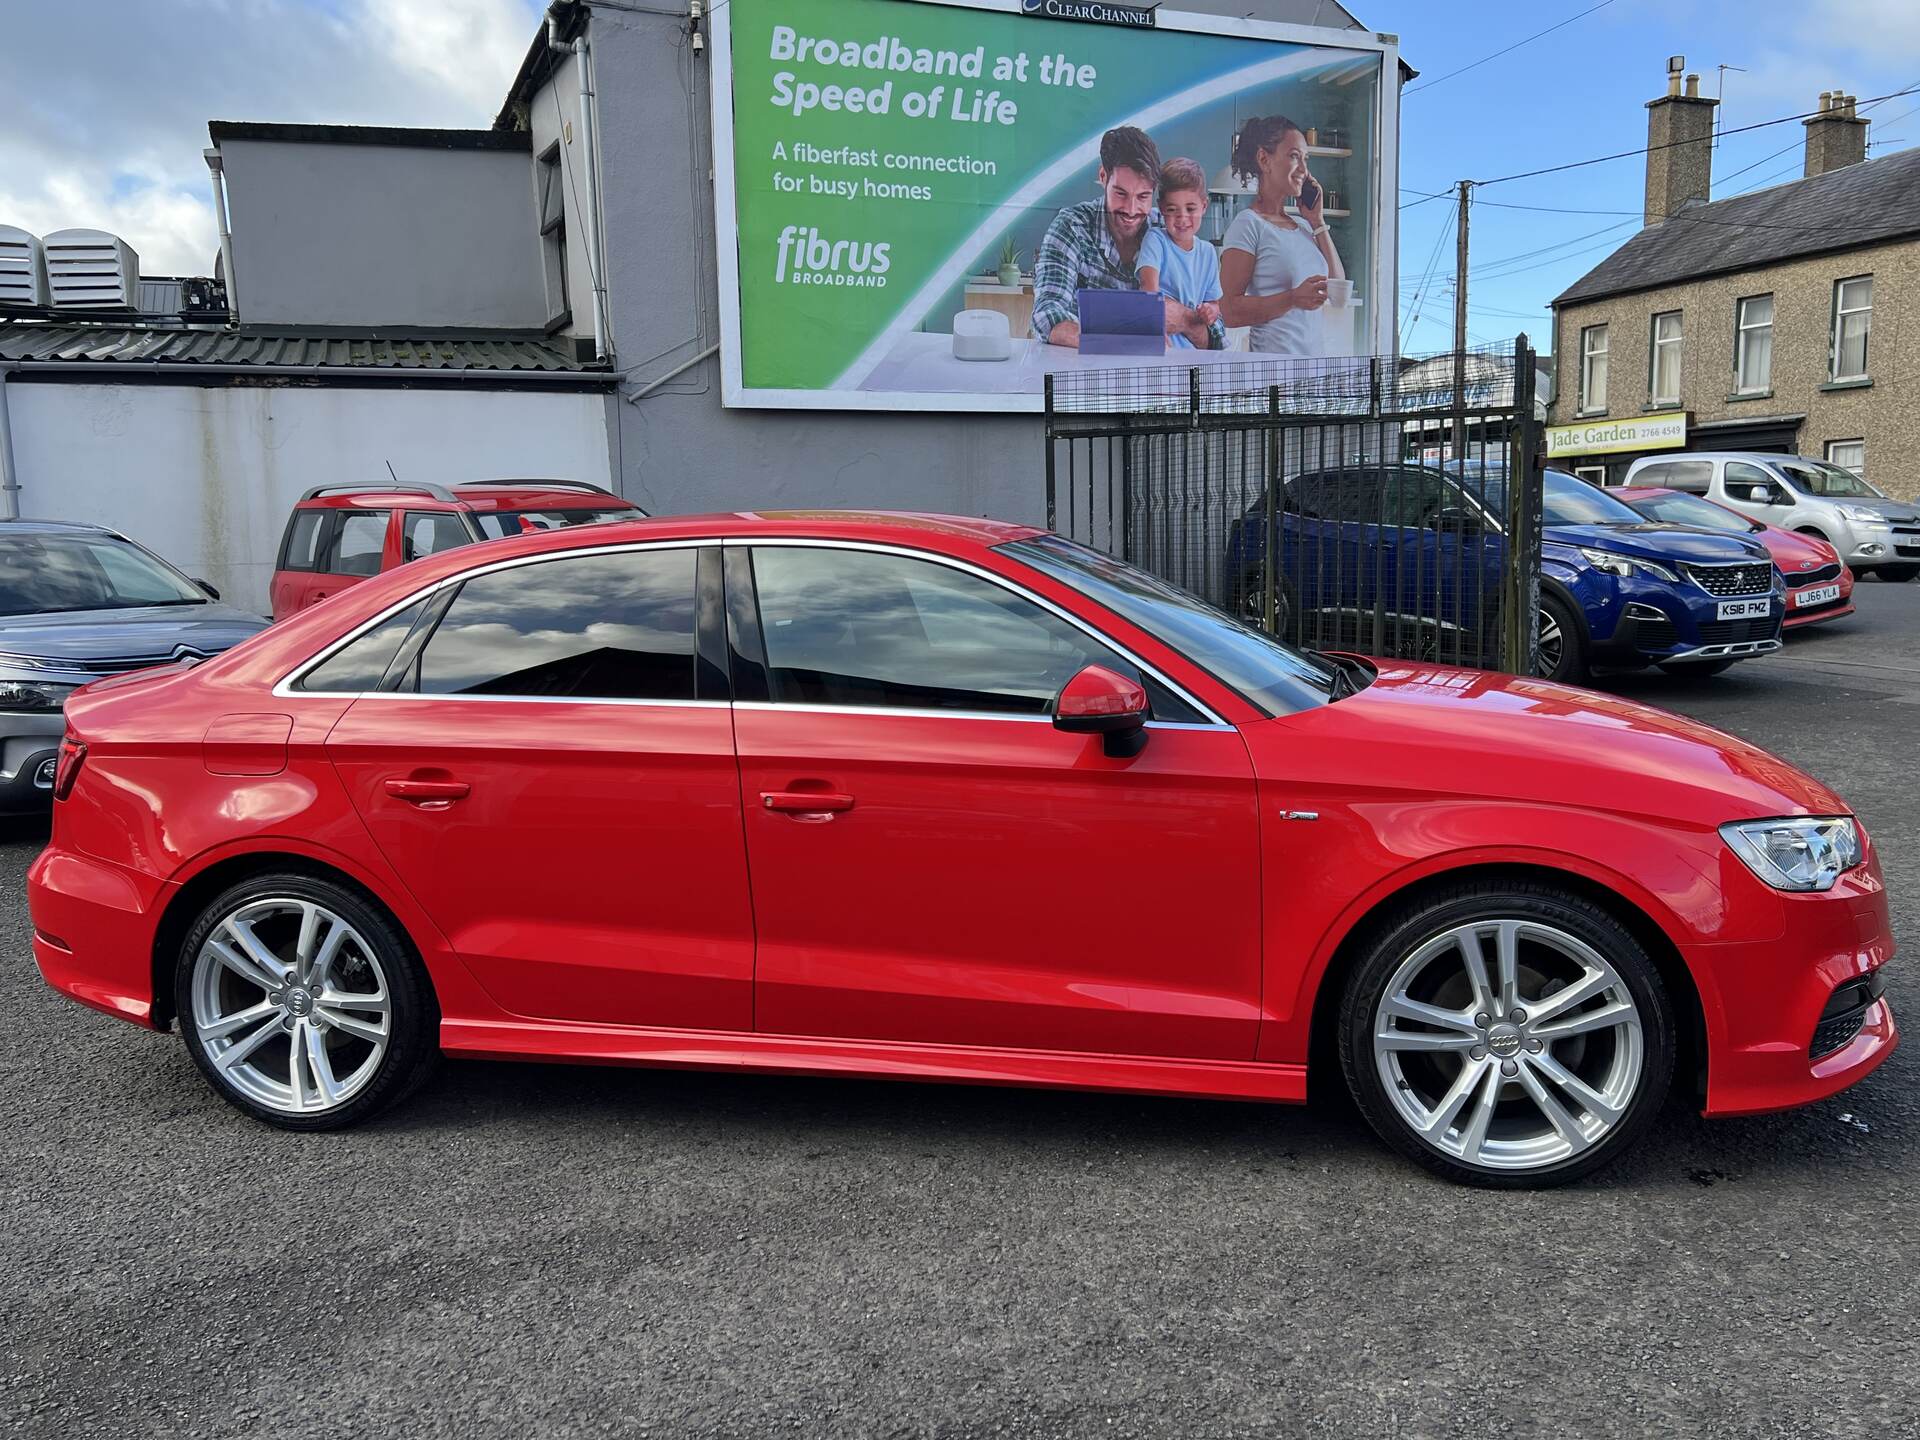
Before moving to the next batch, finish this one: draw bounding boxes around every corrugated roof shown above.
[1555,146,1920,306]
[0,324,595,372]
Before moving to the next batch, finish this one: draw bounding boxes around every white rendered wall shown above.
[7,382,614,615]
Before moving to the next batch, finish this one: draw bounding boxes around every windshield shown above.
[1621,491,1757,534]
[1776,460,1884,499]
[1539,470,1646,527]
[1000,535,1338,716]
[0,533,207,616]
[472,508,635,539]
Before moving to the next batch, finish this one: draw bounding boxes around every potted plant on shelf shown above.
[996,237,1022,288]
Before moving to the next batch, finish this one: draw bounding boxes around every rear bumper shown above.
[26,844,168,1029]
[1698,870,1898,1116]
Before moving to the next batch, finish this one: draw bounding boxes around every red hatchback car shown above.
[29,512,1897,1186]
[1616,486,1855,629]
[269,479,643,620]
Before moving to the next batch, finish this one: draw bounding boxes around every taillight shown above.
[52,737,86,801]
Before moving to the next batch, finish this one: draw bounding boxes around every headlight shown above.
[1838,506,1889,527]
[0,679,78,712]
[1721,816,1863,892]
[1578,546,1679,582]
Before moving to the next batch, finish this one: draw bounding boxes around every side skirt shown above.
[440,1020,1309,1104]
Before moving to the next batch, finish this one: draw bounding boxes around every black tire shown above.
[175,871,439,1130]
[1235,568,1295,637]
[1337,880,1676,1189]
[1535,592,1588,684]
[1876,567,1916,583]
[1658,658,1735,677]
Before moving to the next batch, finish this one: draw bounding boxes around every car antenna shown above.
[384,460,401,484]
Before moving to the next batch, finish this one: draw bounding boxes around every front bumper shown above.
[1583,574,1784,669]
[27,844,169,1029]
[1696,867,1898,1116]
[0,712,64,813]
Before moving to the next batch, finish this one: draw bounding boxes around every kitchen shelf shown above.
[1307,145,1353,158]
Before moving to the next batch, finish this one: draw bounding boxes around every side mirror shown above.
[1052,664,1150,758]
[1739,483,1781,505]
[193,578,221,600]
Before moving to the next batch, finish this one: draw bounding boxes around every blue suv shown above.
[1225,464,1784,682]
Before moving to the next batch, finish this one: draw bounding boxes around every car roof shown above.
[296,480,635,511]
[0,518,120,536]
[1629,452,1817,464]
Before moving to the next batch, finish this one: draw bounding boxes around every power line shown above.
[1402,0,1616,96]
[1472,83,1920,186]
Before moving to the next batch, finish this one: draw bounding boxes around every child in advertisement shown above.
[1135,158,1223,351]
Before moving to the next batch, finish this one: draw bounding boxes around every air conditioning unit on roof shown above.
[45,228,139,308]
[0,226,49,307]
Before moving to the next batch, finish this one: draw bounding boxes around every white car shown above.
[1620,452,1918,582]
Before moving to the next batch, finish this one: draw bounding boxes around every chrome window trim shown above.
[732,699,1219,731]
[730,537,1230,728]
[272,538,717,700]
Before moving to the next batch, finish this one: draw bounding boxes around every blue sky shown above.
[2,0,1914,363]
[1365,0,1920,356]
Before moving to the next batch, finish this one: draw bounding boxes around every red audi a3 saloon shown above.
[28,511,1896,1186]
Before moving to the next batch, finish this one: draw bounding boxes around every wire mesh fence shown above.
[1043,340,1542,673]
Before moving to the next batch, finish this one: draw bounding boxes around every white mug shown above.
[1325,278,1355,308]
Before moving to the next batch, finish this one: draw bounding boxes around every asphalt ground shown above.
[4,581,1917,1439]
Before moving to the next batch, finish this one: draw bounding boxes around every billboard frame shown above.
[708,0,1402,412]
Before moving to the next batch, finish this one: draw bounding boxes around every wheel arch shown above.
[150,845,444,1034]
[1304,860,1708,1108]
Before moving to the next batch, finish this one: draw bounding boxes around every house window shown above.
[1830,276,1872,381]
[1826,439,1866,477]
[1649,311,1682,405]
[537,143,570,327]
[1579,324,1608,413]
[1733,295,1772,394]
[1573,464,1608,487]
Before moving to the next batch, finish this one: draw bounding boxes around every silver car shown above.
[0,520,269,811]
[1620,451,1919,582]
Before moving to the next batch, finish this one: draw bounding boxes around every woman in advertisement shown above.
[1218,115,1346,356]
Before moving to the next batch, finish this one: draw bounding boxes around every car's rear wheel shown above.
[1535,593,1587,684]
[176,873,437,1130]
[1235,568,1295,636]
[1338,883,1674,1188]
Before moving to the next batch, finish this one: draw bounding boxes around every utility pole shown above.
[1451,178,1472,461]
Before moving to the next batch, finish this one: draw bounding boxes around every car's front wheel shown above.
[176,873,437,1129]
[1534,593,1588,684]
[1875,567,1915,583]
[1338,882,1675,1187]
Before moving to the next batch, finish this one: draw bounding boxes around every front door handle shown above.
[384,777,471,803]
[761,790,855,820]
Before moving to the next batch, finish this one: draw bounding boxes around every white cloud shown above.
[0,0,541,281]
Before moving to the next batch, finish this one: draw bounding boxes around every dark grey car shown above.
[0,521,269,811]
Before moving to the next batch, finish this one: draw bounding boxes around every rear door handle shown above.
[384,778,471,802]
[761,790,855,819]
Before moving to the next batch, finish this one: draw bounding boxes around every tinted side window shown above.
[326,511,391,576]
[1640,460,1712,494]
[415,548,696,700]
[279,511,327,572]
[1380,471,1452,528]
[1725,461,1773,492]
[402,512,471,562]
[298,601,428,692]
[751,547,1148,716]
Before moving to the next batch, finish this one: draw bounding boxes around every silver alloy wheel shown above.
[1536,606,1564,677]
[189,897,392,1116]
[1372,918,1644,1172]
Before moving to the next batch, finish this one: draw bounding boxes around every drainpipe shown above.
[549,6,610,361]
[203,148,239,319]
[0,362,19,519]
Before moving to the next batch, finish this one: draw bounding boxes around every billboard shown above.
[710,0,1399,411]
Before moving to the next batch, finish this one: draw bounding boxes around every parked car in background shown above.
[1620,452,1920,583]
[1227,465,1784,684]
[1616,486,1853,630]
[28,510,1895,1187]
[270,479,645,620]
[0,520,268,811]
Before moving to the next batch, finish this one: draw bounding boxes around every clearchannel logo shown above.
[1020,0,1157,27]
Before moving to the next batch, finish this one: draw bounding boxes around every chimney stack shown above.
[1644,62,1718,226]
[1804,90,1869,177]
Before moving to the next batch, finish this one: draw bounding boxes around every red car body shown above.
[1617,486,1855,629]
[29,512,1895,1126]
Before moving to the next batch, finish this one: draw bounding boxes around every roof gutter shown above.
[0,362,19,520]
